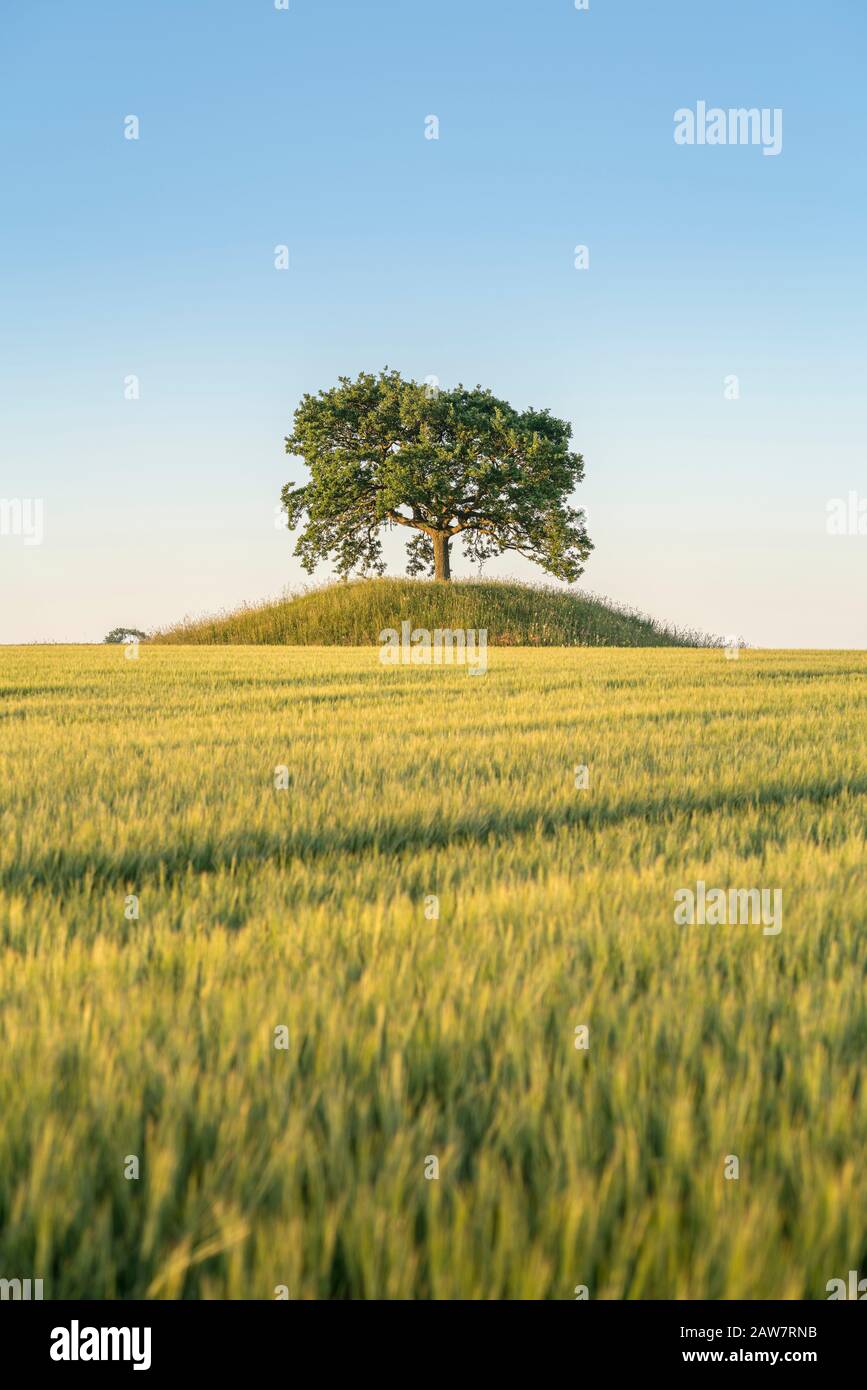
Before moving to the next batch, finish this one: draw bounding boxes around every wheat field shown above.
[1,644,865,1298]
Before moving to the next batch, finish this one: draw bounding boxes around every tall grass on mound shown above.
[152,578,723,648]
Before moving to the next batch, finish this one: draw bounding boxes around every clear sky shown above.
[2,0,865,645]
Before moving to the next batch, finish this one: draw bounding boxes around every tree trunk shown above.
[432,531,451,581]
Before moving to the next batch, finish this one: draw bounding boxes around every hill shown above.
[150,578,723,647]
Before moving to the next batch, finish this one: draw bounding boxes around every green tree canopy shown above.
[104,627,147,644]
[281,369,592,582]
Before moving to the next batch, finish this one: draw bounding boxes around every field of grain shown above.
[1,644,865,1299]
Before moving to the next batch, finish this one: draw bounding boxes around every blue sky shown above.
[1,0,865,645]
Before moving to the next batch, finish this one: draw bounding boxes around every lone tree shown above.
[281,369,592,582]
[104,627,147,644]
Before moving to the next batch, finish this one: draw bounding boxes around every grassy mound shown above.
[152,578,722,647]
